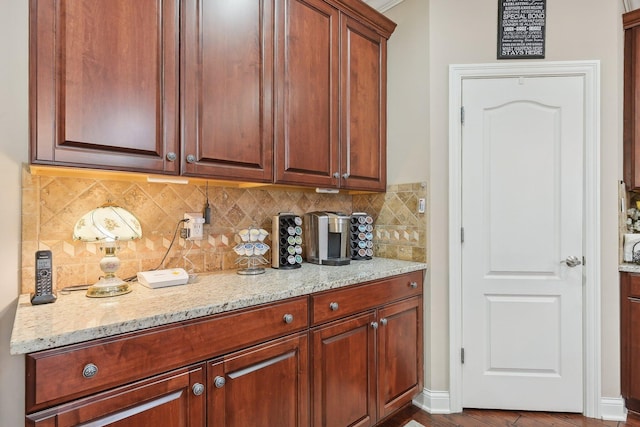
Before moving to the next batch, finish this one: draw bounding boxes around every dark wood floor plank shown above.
[377,405,636,427]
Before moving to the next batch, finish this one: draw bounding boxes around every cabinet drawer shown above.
[26,297,308,412]
[628,273,640,298]
[311,271,423,325]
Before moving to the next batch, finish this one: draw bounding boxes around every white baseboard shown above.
[412,388,451,414]
[412,390,626,421]
[600,396,627,421]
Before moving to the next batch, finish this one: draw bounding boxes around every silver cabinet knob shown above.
[333,172,340,179]
[192,383,205,396]
[329,302,339,311]
[214,376,226,388]
[342,173,350,179]
[283,313,294,324]
[166,152,177,161]
[186,154,196,163]
[82,363,98,379]
[380,318,388,326]
[561,256,582,268]
[371,321,379,329]
[409,281,418,289]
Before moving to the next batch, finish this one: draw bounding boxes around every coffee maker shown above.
[304,211,351,266]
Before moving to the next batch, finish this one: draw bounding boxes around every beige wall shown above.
[385,0,624,402]
[0,0,27,424]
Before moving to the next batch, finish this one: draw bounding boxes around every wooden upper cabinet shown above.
[625,9,640,191]
[30,0,179,173]
[341,16,387,191]
[275,0,394,191]
[275,0,340,188]
[181,0,274,182]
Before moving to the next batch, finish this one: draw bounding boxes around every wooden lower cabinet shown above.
[377,297,423,419]
[26,364,206,427]
[23,272,423,427]
[312,311,377,427]
[621,272,640,414]
[311,295,423,427]
[208,333,309,427]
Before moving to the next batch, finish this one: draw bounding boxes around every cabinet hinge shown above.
[461,348,465,364]
[461,106,465,125]
[461,227,464,243]
[582,256,586,266]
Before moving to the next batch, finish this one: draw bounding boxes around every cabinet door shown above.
[275,0,340,188]
[30,0,179,173]
[311,312,376,427]
[208,333,309,427]
[621,273,640,413]
[625,13,640,191]
[182,0,274,182]
[377,296,423,419]
[26,364,206,427]
[340,16,387,192]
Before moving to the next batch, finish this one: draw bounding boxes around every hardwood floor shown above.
[378,405,640,427]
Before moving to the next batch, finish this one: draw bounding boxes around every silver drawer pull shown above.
[371,321,379,329]
[409,281,418,289]
[214,376,226,388]
[380,318,388,326]
[329,302,339,311]
[283,313,294,324]
[192,383,205,396]
[82,363,98,379]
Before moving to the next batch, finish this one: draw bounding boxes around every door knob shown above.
[561,256,582,268]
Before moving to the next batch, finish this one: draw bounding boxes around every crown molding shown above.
[362,0,405,13]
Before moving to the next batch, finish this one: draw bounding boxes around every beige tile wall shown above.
[21,165,427,293]
[353,182,427,263]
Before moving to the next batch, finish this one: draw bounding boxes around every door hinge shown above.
[461,106,465,125]
[582,256,586,266]
[461,348,465,364]
[461,227,464,243]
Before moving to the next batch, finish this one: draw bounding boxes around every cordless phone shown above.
[31,250,56,305]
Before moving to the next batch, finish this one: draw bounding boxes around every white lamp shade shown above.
[73,203,142,242]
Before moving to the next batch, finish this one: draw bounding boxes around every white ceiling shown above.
[363,0,405,13]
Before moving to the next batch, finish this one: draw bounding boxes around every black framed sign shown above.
[498,0,546,59]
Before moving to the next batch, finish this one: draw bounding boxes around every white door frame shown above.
[448,61,601,418]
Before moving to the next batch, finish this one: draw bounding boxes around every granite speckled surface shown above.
[620,263,640,273]
[10,258,427,355]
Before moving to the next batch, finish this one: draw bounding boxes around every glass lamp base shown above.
[86,276,132,298]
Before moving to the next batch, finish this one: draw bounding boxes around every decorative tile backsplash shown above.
[20,165,427,293]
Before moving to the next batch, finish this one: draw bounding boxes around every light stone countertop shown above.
[620,263,640,273]
[10,258,427,355]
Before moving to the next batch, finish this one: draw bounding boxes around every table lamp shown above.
[73,202,142,297]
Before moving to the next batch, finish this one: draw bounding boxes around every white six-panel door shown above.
[460,75,584,411]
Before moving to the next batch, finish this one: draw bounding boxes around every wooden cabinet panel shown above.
[340,16,387,191]
[26,364,206,427]
[377,297,423,419]
[311,312,377,427]
[30,0,179,173]
[208,333,309,427]
[275,0,340,188]
[182,0,274,182]
[621,272,640,414]
[625,10,640,192]
[311,270,423,325]
[26,297,308,412]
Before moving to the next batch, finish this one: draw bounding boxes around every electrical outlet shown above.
[184,213,205,240]
[418,198,426,214]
